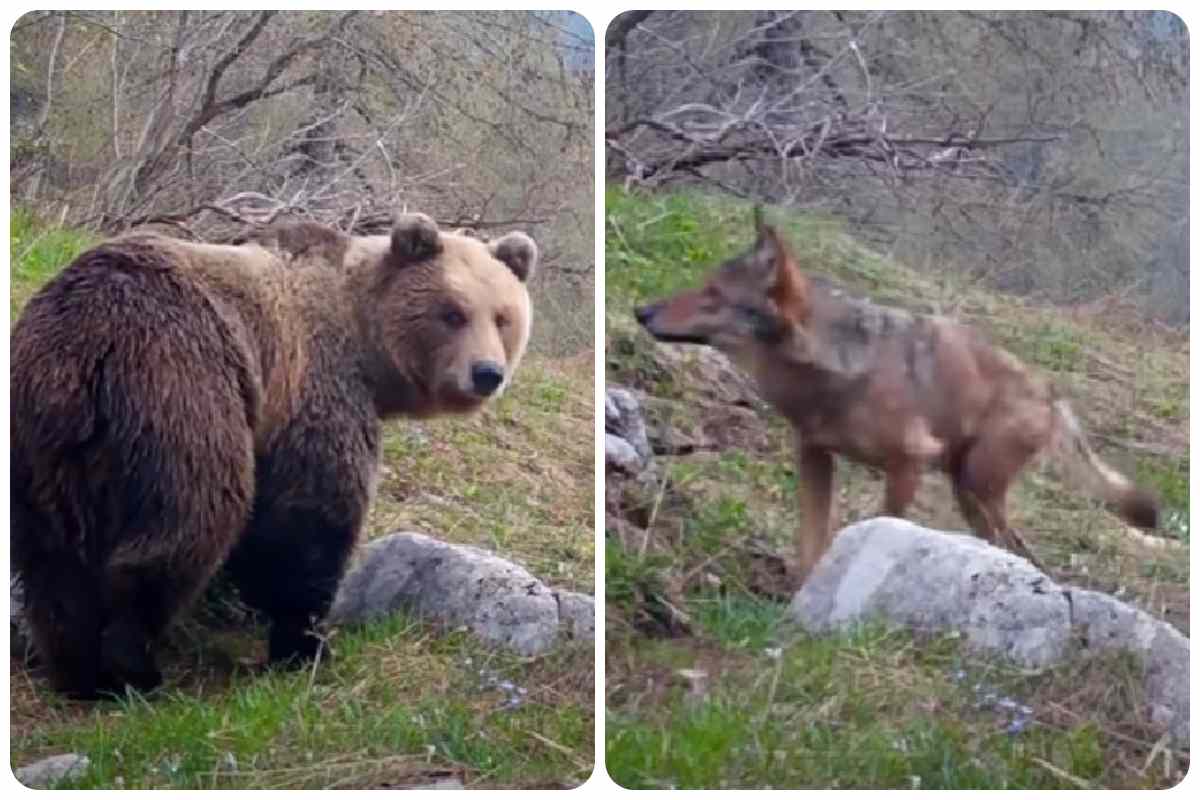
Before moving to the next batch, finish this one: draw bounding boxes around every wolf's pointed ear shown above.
[750,218,785,279]
[390,213,442,267]
[752,219,810,326]
[489,232,538,282]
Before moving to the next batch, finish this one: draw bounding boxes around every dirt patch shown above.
[606,637,757,715]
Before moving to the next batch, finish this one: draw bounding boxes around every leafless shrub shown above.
[11,10,595,353]
[606,11,1187,325]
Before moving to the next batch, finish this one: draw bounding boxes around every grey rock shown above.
[791,518,1070,668]
[15,753,90,788]
[652,344,761,409]
[11,575,33,662]
[1070,588,1190,746]
[789,517,1191,745]
[329,532,589,656]
[605,433,643,474]
[555,591,595,641]
[605,387,652,464]
[635,390,770,455]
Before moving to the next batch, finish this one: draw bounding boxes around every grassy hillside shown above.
[604,187,1188,789]
[8,211,594,788]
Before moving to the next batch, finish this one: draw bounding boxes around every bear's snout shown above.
[470,361,505,396]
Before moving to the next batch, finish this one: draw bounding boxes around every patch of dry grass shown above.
[366,351,595,591]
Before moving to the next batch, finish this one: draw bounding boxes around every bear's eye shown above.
[495,312,510,329]
[441,307,467,329]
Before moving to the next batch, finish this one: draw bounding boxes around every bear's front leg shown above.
[227,413,379,667]
[228,501,366,665]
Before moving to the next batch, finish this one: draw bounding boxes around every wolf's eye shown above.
[495,312,510,329]
[441,307,467,328]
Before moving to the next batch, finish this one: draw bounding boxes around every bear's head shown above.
[348,213,537,419]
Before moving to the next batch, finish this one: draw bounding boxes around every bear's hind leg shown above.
[22,556,106,699]
[93,425,256,696]
[98,616,161,695]
[98,564,209,695]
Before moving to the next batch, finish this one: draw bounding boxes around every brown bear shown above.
[9,213,537,699]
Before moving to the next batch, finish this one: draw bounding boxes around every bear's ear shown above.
[489,232,538,283]
[389,213,442,266]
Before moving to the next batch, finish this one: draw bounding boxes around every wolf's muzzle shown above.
[634,302,663,328]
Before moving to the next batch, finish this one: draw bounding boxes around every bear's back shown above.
[11,238,268,447]
[10,233,352,457]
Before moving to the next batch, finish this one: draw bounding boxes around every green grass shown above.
[605,187,845,304]
[9,207,97,318]
[604,186,1189,789]
[606,622,1182,789]
[14,615,593,788]
[369,352,594,592]
[9,209,595,787]
[605,539,670,616]
[687,591,787,651]
[1136,455,1190,542]
[1016,320,1087,373]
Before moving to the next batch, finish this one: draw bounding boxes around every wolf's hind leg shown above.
[954,486,1044,570]
[952,427,1046,570]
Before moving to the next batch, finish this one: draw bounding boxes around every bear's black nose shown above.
[471,361,505,396]
[634,302,661,327]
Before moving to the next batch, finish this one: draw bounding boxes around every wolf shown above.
[634,209,1159,586]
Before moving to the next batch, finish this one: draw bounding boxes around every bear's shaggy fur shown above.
[10,213,537,698]
[232,219,350,271]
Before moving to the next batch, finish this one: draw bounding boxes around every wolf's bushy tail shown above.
[1048,400,1159,529]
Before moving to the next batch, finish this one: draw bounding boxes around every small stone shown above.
[605,387,652,463]
[404,776,464,790]
[676,668,709,702]
[16,753,90,788]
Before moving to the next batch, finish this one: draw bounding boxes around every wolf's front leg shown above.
[882,462,922,517]
[793,440,835,589]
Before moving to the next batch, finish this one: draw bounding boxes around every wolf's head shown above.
[634,208,811,358]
